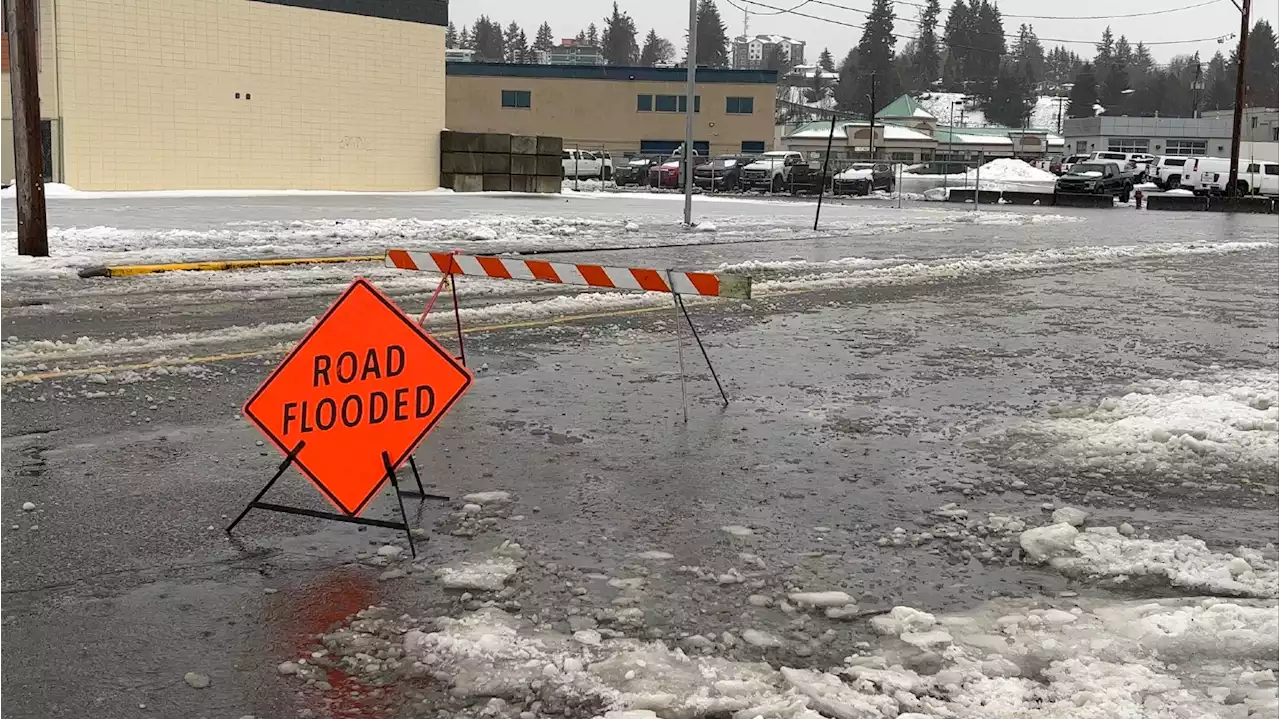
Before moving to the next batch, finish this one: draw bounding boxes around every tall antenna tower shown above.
[742,8,749,38]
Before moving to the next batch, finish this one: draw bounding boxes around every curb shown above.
[78,255,382,278]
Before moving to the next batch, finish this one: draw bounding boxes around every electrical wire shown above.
[739,0,817,15]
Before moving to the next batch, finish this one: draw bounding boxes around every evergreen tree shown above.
[1044,46,1082,90]
[459,26,471,50]
[854,0,898,111]
[942,0,971,86]
[819,47,836,73]
[762,44,787,72]
[695,0,730,67]
[575,30,587,44]
[446,22,458,49]
[534,22,555,53]
[1011,24,1044,89]
[805,65,828,103]
[639,29,674,67]
[1094,26,1114,68]
[970,0,1005,90]
[472,17,504,61]
[601,3,639,65]
[1129,42,1154,85]
[916,0,942,89]
[512,30,530,63]
[1066,64,1099,118]
[834,48,861,111]
[982,59,1034,127]
[586,23,599,47]
[1205,51,1233,110]
[1245,19,1280,108]
[504,22,525,62]
[1099,60,1130,110]
[1114,35,1132,69]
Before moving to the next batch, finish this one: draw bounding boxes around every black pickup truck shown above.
[1054,161,1133,203]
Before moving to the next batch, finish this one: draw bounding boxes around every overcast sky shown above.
[455,0,1279,65]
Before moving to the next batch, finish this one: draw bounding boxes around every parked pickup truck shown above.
[1054,160,1133,202]
[738,151,806,192]
[562,149,613,180]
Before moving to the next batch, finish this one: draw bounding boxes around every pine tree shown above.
[915,0,942,89]
[854,0,898,112]
[505,22,525,62]
[575,30,587,44]
[982,59,1033,127]
[446,22,458,49]
[459,26,471,50]
[695,0,730,67]
[1011,24,1044,90]
[942,0,971,87]
[472,17,504,61]
[970,0,1005,89]
[601,2,639,65]
[586,22,599,47]
[1245,19,1280,108]
[1095,26,1114,68]
[1066,64,1099,118]
[1205,51,1232,110]
[761,45,787,72]
[639,29,674,66]
[1129,42,1154,85]
[819,47,835,72]
[805,65,827,103]
[834,48,861,111]
[512,30,530,63]
[1114,35,1132,69]
[1044,46,1082,90]
[534,22,555,52]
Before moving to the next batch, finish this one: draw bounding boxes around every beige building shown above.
[2,0,447,191]
[445,63,777,158]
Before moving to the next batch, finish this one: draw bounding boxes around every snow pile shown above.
[290,596,1278,718]
[1023,524,1280,599]
[1167,188,1195,195]
[562,178,617,192]
[969,158,1057,183]
[1018,369,1278,476]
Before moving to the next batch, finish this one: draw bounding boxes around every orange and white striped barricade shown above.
[384,249,752,414]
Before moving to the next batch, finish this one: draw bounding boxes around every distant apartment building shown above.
[445,48,476,63]
[732,35,804,70]
[534,39,605,66]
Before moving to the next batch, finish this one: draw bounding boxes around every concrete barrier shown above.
[1145,194,1276,213]
[1146,194,1208,212]
[441,131,560,193]
[1051,193,1115,208]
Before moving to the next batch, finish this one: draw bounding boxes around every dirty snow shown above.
[435,558,520,591]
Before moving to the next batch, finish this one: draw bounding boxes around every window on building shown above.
[726,97,754,114]
[655,95,679,112]
[741,140,766,153]
[1106,138,1149,153]
[1165,139,1207,156]
[678,95,701,112]
[1075,140,1089,153]
[1251,117,1258,128]
[1273,128,1278,141]
[637,94,653,112]
[891,151,915,162]
[501,90,531,108]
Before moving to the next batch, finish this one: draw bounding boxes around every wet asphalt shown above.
[2,193,1277,717]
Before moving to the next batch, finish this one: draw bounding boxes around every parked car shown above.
[738,151,806,192]
[562,149,604,179]
[1195,158,1280,196]
[1052,154,1091,175]
[1150,156,1189,190]
[1087,151,1152,181]
[647,154,704,189]
[831,162,894,195]
[904,160,972,176]
[786,162,830,195]
[1054,160,1133,202]
[693,154,757,191]
[615,155,660,186]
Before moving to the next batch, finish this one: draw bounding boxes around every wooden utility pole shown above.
[4,0,48,256]
[1226,0,1251,199]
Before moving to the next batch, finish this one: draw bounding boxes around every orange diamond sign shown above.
[244,277,472,516]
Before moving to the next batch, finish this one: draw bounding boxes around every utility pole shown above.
[4,0,49,257]
[867,73,876,160]
[1226,0,1251,199]
[682,0,698,226]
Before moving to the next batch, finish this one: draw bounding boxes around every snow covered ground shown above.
[916,93,1065,132]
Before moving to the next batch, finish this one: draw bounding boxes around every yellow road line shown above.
[79,255,382,278]
[0,303,681,385]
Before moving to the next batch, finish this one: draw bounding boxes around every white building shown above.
[732,35,805,70]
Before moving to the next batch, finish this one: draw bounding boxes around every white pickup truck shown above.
[562,150,614,180]
[1193,158,1280,196]
[737,151,806,192]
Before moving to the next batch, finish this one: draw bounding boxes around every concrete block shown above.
[536,135,563,155]
[482,133,512,154]
[511,155,538,175]
[508,174,536,192]
[537,155,561,176]
[441,131,483,153]
[443,152,482,175]
[483,174,511,192]
[450,173,484,193]
[511,135,538,155]
[535,175,562,194]
[482,153,511,174]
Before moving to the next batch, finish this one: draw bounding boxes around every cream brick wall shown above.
[36,0,444,190]
[2,0,63,183]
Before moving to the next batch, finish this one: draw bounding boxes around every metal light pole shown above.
[1227,0,1252,199]
[867,72,876,160]
[682,0,698,225]
[5,0,49,257]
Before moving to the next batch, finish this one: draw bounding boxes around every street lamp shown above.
[946,99,964,189]
[1191,76,1205,119]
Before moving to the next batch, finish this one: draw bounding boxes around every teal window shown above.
[726,96,754,114]
[637,94,653,111]
[501,90,531,108]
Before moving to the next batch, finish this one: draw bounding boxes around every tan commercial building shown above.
[445,63,777,158]
[2,0,447,191]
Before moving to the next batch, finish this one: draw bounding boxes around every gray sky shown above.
[455,0,1279,65]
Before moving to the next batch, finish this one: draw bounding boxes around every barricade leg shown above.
[677,293,729,407]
